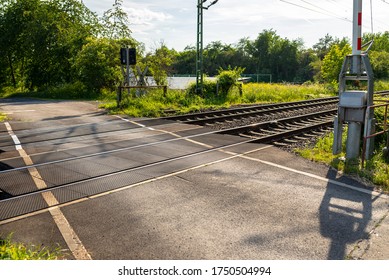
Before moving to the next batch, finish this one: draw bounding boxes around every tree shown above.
[234,37,256,73]
[0,0,40,88]
[313,34,349,60]
[369,51,389,79]
[321,44,352,83]
[246,29,302,82]
[101,0,131,40]
[144,42,177,86]
[363,32,389,53]
[73,37,136,92]
[295,49,317,83]
[0,0,98,89]
[248,29,277,75]
[172,46,196,75]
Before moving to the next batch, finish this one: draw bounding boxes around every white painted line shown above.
[115,115,155,130]
[4,122,23,150]
[6,110,36,114]
[115,118,387,199]
[10,135,21,145]
[3,122,92,260]
[239,154,388,200]
[115,115,214,148]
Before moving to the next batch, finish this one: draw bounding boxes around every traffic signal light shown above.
[120,48,136,65]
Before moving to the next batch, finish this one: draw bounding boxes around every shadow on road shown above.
[0,161,14,171]
[319,169,372,259]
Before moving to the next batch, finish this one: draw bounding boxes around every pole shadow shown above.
[319,168,372,259]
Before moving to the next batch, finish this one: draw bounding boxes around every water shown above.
[144,77,217,90]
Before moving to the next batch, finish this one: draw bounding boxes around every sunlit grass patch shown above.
[101,83,336,117]
[0,113,7,122]
[0,234,64,260]
[241,83,335,104]
[295,131,389,192]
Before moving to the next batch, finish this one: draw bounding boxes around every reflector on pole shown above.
[352,0,362,55]
[352,0,363,73]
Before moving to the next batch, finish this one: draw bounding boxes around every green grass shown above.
[0,82,100,100]
[0,234,64,260]
[101,82,336,117]
[374,80,389,91]
[0,112,6,122]
[295,130,389,192]
[240,83,334,104]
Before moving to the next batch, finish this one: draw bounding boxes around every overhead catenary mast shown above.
[196,0,218,95]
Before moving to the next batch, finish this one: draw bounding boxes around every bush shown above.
[73,37,123,92]
[217,67,244,97]
[42,82,91,99]
[186,79,217,99]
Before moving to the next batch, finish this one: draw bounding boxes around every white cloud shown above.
[124,7,172,27]
[81,0,389,51]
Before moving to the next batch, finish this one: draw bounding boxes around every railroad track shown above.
[217,109,336,146]
[164,97,338,125]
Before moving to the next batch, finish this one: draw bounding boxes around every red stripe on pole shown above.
[358,37,362,50]
[358,12,362,26]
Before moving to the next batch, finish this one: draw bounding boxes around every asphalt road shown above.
[0,98,388,260]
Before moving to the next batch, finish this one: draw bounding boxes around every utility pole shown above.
[196,0,218,95]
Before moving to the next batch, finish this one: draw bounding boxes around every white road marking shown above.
[115,115,213,148]
[4,122,22,149]
[6,110,36,114]
[3,122,91,260]
[116,116,388,199]
[238,155,388,199]
[115,115,155,130]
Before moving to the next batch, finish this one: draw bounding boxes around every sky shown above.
[82,0,389,51]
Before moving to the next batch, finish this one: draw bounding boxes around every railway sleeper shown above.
[239,133,259,139]
[283,139,299,143]
[249,131,269,136]
[303,133,318,137]
[294,136,310,140]
[272,127,289,132]
[273,142,289,146]
[259,129,279,134]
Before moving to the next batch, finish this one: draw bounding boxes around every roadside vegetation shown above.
[102,79,336,117]
[296,130,389,192]
[0,234,64,260]
[0,112,6,122]
[295,92,389,192]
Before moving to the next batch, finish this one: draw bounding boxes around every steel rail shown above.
[218,109,337,136]
[164,97,338,123]
[164,91,389,125]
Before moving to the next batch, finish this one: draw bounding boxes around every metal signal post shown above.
[196,0,218,95]
[333,0,375,164]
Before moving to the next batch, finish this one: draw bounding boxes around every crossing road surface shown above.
[0,98,388,260]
